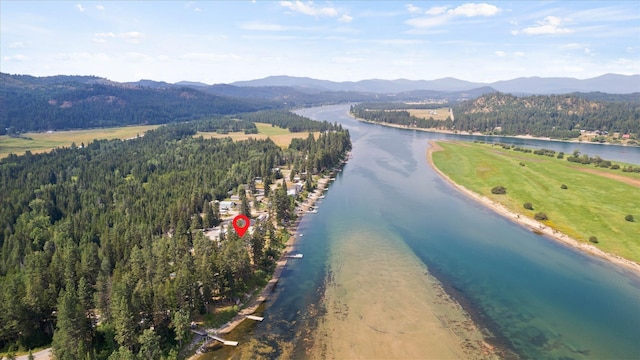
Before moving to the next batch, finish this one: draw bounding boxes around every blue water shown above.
[220,105,640,359]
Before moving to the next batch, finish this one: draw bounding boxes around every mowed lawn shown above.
[196,122,319,148]
[0,125,161,159]
[432,141,640,263]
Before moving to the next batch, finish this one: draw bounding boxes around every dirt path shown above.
[15,348,51,360]
[574,166,640,188]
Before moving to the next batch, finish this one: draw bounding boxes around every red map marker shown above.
[232,214,250,237]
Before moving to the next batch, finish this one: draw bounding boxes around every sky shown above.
[1,1,639,84]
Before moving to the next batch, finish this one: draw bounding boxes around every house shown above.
[230,195,240,201]
[287,189,298,197]
[218,200,236,211]
[622,134,631,139]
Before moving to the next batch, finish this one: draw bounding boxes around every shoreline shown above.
[426,140,640,276]
[354,116,638,148]
[191,160,345,356]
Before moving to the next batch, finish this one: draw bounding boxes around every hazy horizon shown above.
[2,1,639,84]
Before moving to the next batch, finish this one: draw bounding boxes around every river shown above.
[204,104,640,360]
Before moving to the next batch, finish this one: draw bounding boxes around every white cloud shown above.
[448,3,500,17]
[495,51,506,57]
[9,42,25,49]
[338,14,353,23]
[517,16,572,35]
[406,4,422,14]
[426,6,448,16]
[76,4,84,12]
[514,51,526,57]
[96,5,104,11]
[406,3,500,29]
[280,1,338,17]
[3,54,29,61]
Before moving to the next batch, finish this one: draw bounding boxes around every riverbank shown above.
[354,116,639,147]
[190,168,342,357]
[427,140,640,276]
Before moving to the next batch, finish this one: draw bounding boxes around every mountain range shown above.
[228,74,639,95]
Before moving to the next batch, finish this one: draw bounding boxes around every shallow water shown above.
[203,105,640,359]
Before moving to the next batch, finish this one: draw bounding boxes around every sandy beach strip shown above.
[426,140,640,275]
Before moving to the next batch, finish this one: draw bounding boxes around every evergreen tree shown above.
[52,284,90,360]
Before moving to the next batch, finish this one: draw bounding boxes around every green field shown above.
[0,125,161,159]
[431,141,640,263]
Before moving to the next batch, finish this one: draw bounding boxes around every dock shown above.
[246,315,264,321]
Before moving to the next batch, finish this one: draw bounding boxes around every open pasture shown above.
[0,125,161,159]
[406,107,451,121]
[196,122,318,148]
[432,141,640,263]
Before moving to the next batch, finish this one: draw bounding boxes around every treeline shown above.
[0,114,350,358]
[236,110,335,132]
[489,142,640,172]
[0,73,277,134]
[351,92,640,139]
[189,116,258,134]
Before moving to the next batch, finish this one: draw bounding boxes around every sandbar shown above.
[305,226,502,359]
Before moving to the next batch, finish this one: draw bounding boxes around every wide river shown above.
[208,104,640,360]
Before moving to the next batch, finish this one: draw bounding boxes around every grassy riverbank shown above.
[431,141,640,264]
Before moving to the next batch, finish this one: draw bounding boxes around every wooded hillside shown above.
[0,73,276,134]
[351,92,640,139]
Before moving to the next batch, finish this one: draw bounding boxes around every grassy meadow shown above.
[432,141,640,263]
[407,107,451,121]
[196,122,318,148]
[0,125,161,159]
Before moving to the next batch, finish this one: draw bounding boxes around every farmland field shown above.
[406,107,451,121]
[0,125,161,159]
[196,122,318,148]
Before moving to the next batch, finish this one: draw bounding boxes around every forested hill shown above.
[352,92,640,139]
[0,116,351,357]
[0,73,277,134]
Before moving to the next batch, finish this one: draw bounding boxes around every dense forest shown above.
[0,114,351,358]
[0,73,277,134]
[351,92,640,139]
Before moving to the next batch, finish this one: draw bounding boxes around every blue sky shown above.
[1,1,639,84]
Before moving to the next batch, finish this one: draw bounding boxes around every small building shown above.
[230,195,240,201]
[218,201,236,211]
[622,134,631,139]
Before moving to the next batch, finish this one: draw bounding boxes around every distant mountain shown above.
[0,73,276,133]
[175,81,209,87]
[231,74,640,95]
